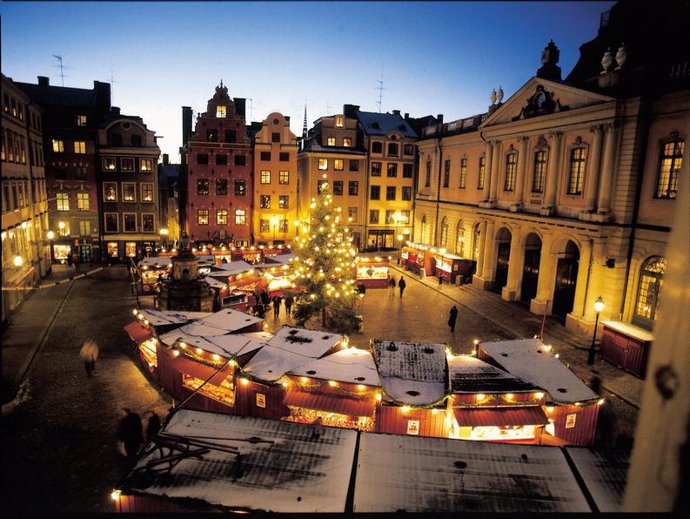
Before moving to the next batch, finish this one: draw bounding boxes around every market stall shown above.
[432,252,476,284]
[599,320,654,379]
[400,242,435,277]
[137,257,172,294]
[356,256,391,288]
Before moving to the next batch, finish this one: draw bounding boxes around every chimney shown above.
[94,81,112,113]
[182,106,193,146]
[285,116,290,123]
[235,98,246,120]
[112,106,121,116]
[38,76,49,86]
[343,104,360,118]
[392,109,401,116]
[163,153,169,166]
[404,113,409,120]
[437,114,444,124]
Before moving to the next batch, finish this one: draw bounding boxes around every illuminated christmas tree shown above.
[290,177,361,333]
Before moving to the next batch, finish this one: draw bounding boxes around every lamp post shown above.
[439,247,447,284]
[271,217,279,244]
[587,296,605,365]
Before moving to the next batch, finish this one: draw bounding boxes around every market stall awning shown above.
[124,321,154,344]
[283,388,376,417]
[452,406,549,427]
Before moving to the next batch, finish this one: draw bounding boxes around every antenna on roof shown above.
[376,66,385,113]
[109,67,119,105]
[248,98,253,121]
[52,54,65,86]
[326,100,331,115]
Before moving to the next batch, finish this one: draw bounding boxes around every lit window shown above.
[567,148,586,195]
[459,158,468,188]
[334,159,344,171]
[142,214,155,232]
[234,209,246,225]
[327,137,336,146]
[477,156,486,189]
[197,178,209,195]
[343,137,352,147]
[369,209,379,224]
[216,105,226,118]
[348,207,358,222]
[634,256,666,329]
[76,115,87,126]
[279,170,289,184]
[318,158,328,170]
[121,158,135,172]
[532,151,547,193]
[122,183,136,202]
[103,182,117,201]
[52,139,65,153]
[234,180,246,196]
[140,159,153,172]
[335,115,344,128]
[504,152,517,192]
[124,213,137,232]
[279,195,289,208]
[141,183,154,202]
[260,195,271,209]
[261,170,271,184]
[103,157,116,171]
[279,219,289,233]
[77,192,89,211]
[79,220,90,236]
[655,138,684,199]
[216,209,228,225]
[125,242,137,257]
[387,163,398,178]
[57,192,70,211]
[260,219,270,233]
[74,141,86,154]
[197,209,209,225]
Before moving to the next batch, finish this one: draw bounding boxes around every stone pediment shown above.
[480,77,615,128]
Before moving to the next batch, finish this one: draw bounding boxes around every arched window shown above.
[420,215,427,243]
[633,256,666,330]
[455,221,465,257]
[439,217,449,248]
[472,223,481,261]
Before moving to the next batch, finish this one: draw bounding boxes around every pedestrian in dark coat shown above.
[254,303,266,318]
[146,411,162,443]
[272,295,282,319]
[448,305,459,333]
[389,276,396,294]
[398,277,406,298]
[284,294,294,317]
[117,408,144,467]
[438,273,443,285]
[260,290,271,310]
[79,339,99,377]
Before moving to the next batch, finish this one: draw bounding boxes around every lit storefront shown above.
[356,256,391,288]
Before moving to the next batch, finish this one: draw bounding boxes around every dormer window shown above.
[216,105,227,118]
[335,115,344,127]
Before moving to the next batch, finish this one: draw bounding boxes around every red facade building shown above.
[183,83,252,247]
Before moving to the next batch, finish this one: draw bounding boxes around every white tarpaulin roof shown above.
[479,339,598,404]
[372,339,447,405]
[203,277,227,290]
[289,347,380,387]
[353,433,591,512]
[207,260,256,276]
[157,329,264,359]
[138,256,172,268]
[135,309,212,327]
[178,308,263,336]
[242,326,343,382]
[124,410,357,513]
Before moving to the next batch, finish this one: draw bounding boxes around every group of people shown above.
[249,290,294,319]
[387,276,407,298]
[117,408,163,468]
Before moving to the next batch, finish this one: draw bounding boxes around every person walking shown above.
[79,339,99,377]
[448,305,459,334]
[117,408,144,468]
[272,295,282,319]
[146,411,162,443]
[388,276,396,295]
[438,273,443,285]
[284,293,294,318]
[398,277,406,298]
[260,290,271,311]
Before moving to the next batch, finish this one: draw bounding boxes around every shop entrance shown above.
[79,245,91,263]
[520,234,542,304]
[552,240,580,322]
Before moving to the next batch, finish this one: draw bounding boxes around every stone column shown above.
[489,141,502,202]
[512,136,529,210]
[596,123,618,216]
[567,237,593,321]
[501,227,522,301]
[474,220,487,277]
[482,141,493,202]
[530,232,556,315]
[582,125,603,213]
[582,239,607,322]
[541,131,563,214]
[473,220,495,290]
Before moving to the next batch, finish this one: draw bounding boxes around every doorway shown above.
[552,240,580,322]
[520,234,542,304]
[492,227,511,293]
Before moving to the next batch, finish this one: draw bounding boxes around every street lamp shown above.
[587,296,605,365]
[13,255,24,267]
[271,217,279,243]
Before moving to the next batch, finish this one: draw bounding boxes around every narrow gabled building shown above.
[345,105,417,251]
[252,112,298,245]
[97,108,160,261]
[182,82,252,248]
[297,110,367,248]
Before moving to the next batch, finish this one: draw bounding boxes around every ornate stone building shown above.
[414,0,689,334]
[252,112,298,244]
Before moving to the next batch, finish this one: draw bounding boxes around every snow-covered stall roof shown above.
[241,326,343,382]
[178,308,263,336]
[289,347,380,387]
[479,339,598,404]
[203,276,227,290]
[207,260,256,277]
[447,355,539,394]
[135,309,212,327]
[372,339,447,406]
[564,447,630,512]
[138,256,172,268]
[158,329,266,359]
[122,410,357,513]
[353,433,591,512]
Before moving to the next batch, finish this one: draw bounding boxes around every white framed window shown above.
[318,158,328,170]
[123,213,137,232]
[140,183,154,202]
[104,213,118,232]
[140,158,154,172]
[74,141,86,154]
[121,157,135,172]
[327,137,336,146]
[102,157,116,171]
[235,209,246,225]
[77,192,89,211]
[216,105,226,118]
[103,182,118,201]
[122,182,136,202]
[52,139,64,153]
[142,213,155,232]
[57,192,70,211]
[261,170,271,184]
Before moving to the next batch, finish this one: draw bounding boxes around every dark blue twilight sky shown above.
[1,1,616,160]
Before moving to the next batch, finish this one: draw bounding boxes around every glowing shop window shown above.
[125,242,137,257]
[467,425,536,441]
[182,373,235,407]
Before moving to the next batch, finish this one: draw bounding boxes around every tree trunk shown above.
[321,307,327,326]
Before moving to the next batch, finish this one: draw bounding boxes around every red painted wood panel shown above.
[374,405,449,438]
[551,403,598,446]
